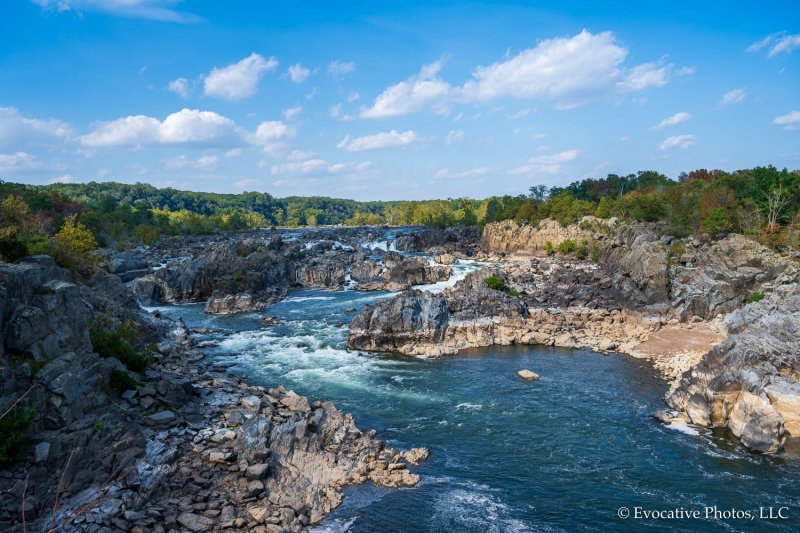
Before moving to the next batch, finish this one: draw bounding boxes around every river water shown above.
[147,260,800,532]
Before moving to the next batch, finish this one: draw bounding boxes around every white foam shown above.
[666,420,700,436]
[283,296,337,303]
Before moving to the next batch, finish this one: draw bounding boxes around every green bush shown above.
[590,245,601,262]
[745,292,765,304]
[110,369,141,391]
[0,406,36,467]
[556,239,577,255]
[507,288,521,297]
[544,241,555,256]
[484,275,505,291]
[90,321,152,373]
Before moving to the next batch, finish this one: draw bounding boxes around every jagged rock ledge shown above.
[0,256,427,532]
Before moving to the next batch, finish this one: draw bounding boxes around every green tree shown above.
[54,214,98,267]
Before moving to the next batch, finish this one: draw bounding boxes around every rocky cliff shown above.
[348,267,654,356]
[0,256,426,531]
[480,217,609,254]
[665,284,800,453]
[131,232,452,313]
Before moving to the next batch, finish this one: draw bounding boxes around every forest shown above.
[1,165,798,265]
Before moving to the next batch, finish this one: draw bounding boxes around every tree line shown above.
[1,165,799,266]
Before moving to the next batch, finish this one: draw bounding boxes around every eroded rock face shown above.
[394,225,480,255]
[350,252,451,291]
[480,218,608,254]
[666,284,800,453]
[0,257,427,531]
[348,268,652,356]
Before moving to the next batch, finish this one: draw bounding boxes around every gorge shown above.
[2,218,799,531]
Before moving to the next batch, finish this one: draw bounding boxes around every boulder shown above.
[517,369,540,381]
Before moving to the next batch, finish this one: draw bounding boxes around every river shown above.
[146,257,800,532]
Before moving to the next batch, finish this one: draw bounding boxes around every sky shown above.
[0,1,799,201]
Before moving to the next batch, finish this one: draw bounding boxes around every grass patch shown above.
[0,406,36,467]
[745,292,765,304]
[90,319,153,373]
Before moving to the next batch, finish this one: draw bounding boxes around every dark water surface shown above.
[149,286,800,532]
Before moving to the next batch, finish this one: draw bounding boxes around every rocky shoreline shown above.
[0,255,426,532]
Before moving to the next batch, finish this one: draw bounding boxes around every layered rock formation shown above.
[131,231,454,313]
[480,217,609,254]
[349,267,654,357]
[665,284,800,453]
[0,256,426,531]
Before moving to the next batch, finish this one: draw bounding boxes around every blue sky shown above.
[1,0,798,200]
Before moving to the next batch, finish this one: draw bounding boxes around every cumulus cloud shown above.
[337,130,419,151]
[203,53,278,101]
[286,149,318,161]
[0,107,72,149]
[31,0,201,23]
[328,60,356,77]
[360,60,451,118]
[168,77,190,99]
[0,151,42,174]
[748,33,800,57]
[287,63,312,84]
[509,149,580,176]
[434,166,491,179]
[360,31,682,118]
[444,129,464,145]
[659,134,696,150]
[251,120,293,144]
[720,88,747,106]
[81,109,242,148]
[651,111,691,130]
[773,110,800,130]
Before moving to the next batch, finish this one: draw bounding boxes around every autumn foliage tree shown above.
[54,214,98,267]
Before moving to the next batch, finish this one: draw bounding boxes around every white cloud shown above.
[0,151,42,173]
[168,77,190,99]
[651,111,691,130]
[48,174,73,184]
[337,130,419,151]
[0,107,72,149]
[444,129,464,144]
[748,33,800,57]
[773,110,800,130]
[225,148,244,158]
[287,63,311,84]
[360,60,451,118]
[508,108,534,120]
[282,106,302,120]
[720,88,747,106]
[203,53,278,101]
[617,61,671,92]
[330,103,355,122]
[434,166,491,179]
[81,109,241,148]
[659,134,696,150]
[328,60,356,77]
[251,120,293,144]
[271,158,371,176]
[509,149,580,176]
[234,179,261,189]
[31,0,201,23]
[286,149,318,161]
[163,154,219,170]
[347,92,360,103]
[769,34,800,56]
[361,31,681,117]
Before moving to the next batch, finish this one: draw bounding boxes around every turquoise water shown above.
[150,288,800,532]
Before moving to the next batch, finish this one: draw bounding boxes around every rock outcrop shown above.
[348,268,653,356]
[350,252,451,291]
[665,284,800,453]
[0,255,426,531]
[480,217,609,254]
